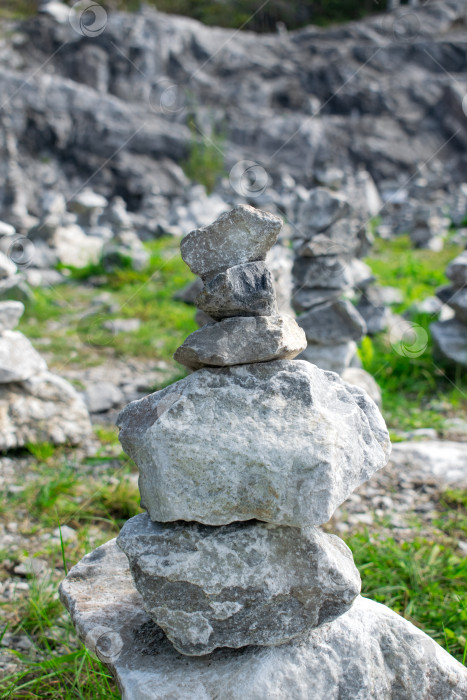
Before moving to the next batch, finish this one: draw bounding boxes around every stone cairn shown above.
[0,300,91,450]
[60,206,467,698]
[431,250,467,367]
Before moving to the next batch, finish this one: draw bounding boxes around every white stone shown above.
[0,331,47,383]
[59,539,467,700]
[0,251,17,279]
[0,301,24,332]
[390,441,467,486]
[117,360,390,527]
[341,367,382,407]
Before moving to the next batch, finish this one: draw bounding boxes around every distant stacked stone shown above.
[0,300,91,450]
[292,187,372,375]
[114,205,391,656]
[431,250,467,367]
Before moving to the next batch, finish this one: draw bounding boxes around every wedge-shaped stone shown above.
[180,205,282,279]
[299,341,357,374]
[174,315,306,369]
[292,255,353,290]
[117,360,391,526]
[0,300,24,332]
[297,300,367,345]
[446,251,467,287]
[431,319,467,367]
[297,188,351,235]
[437,285,467,323]
[0,330,47,383]
[117,513,361,656]
[292,287,341,313]
[195,262,277,320]
[60,539,467,700]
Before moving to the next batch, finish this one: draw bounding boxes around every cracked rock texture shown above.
[195,262,277,320]
[180,206,282,279]
[117,512,361,655]
[174,315,306,369]
[117,360,390,526]
[59,539,467,700]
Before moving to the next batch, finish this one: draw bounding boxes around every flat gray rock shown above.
[292,255,353,290]
[60,538,467,700]
[431,319,467,367]
[174,315,306,369]
[297,188,351,235]
[446,251,467,287]
[296,233,350,257]
[292,287,341,313]
[0,371,92,450]
[0,300,24,332]
[437,285,467,323]
[195,262,277,320]
[117,360,390,526]
[299,341,358,374]
[180,205,282,279]
[297,300,367,345]
[117,513,361,656]
[0,330,47,383]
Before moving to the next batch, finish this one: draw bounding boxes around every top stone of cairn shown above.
[180,205,282,279]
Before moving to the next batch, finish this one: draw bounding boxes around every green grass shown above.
[361,236,466,432]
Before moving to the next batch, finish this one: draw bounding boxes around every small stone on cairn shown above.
[60,207,467,699]
[431,250,467,367]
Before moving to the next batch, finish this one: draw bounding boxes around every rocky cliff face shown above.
[0,0,466,233]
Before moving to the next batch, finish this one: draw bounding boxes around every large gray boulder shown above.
[0,330,47,383]
[0,371,92,450]
[117,360,390,527]
[431,319,467,367]
[297,300,367,345]
[195,262,277,320]
[59,538,467,700]
[174,315,306,369]
[117,513,361,656]
[180,206,281,279]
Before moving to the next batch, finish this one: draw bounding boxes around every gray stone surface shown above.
[297,188,351,235]
[0,300,24,332]
[341,367,382,408]
[60,538,467,700]
[297,300,367,345]
[357,300,391,335]
[117,512,361,655]
[180,206,282,279]
[174,315,306,369]
[296,234,350,257]
[0,330,47,383]
[195,262,277,320]
[446,251,467,287]
[0,251,17,279]
[390,441,467,486]
[292,255,353,290]
[0,371,92,450]
[84,382,124,413]
[117,360,390,526]
[173,277,204,305]
[437,285,467,324]
[431,319,467,367]
[292,287,341,313]
[299,341,358,374]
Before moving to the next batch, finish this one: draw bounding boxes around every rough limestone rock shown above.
[0,330,47,383]
[117,360,390,526]
[297,188,351,235]
[174,315,306,370]
[59,539,467,700]
[297,234,349,257]
[292,287,341,314]
[431,319,467,367]
[446,251,467,287]
[0,371,92,450]
[195,262,277,320]
[299,341,358,375]
[0,300,24,331]
[390,441,467,486]
[180,206,282,279]
[341,368,382,408]
[297,300,367,345]
[437,286,467,324]
[292,255,353,290]
[117,512,361,656]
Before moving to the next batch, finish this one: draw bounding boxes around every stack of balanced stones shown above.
[114,205,391,656]
[292,188,371,374]
[431,250,467,367]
